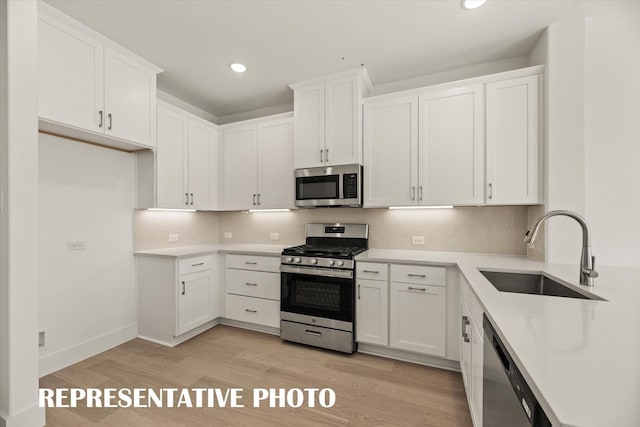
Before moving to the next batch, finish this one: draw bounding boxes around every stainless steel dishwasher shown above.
[483,315,551,427]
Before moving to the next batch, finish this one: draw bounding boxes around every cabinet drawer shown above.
[179,254,215,275]
[225,254,280,273]
[390,264,446,287]
[225,269,280,300]
[356,262,388,281]
[225,294,280,328]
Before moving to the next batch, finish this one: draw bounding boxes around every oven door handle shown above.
[280,265,353,279]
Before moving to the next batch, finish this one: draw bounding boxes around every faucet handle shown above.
[524,230,531,243]
[583,255,599,278]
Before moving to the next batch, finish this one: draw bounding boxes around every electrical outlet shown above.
[224,232,232,239]
[270,232,280,241]
[168,233,179,242]
[411,236,425,245]
[67,241,87,251]
[39,331,46,348]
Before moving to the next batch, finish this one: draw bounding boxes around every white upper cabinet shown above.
[38,12,104,133]
[486,74,541,205]
[38,4,161,151]
[291,69,370,168]
[363,86,483,207]
[221,113,294,211]
[418,85,484,205]
[257,118,295,209]
[222,124,259,211]
[363,95,418,207]
[363,66,543,207]
[154,102,217,210]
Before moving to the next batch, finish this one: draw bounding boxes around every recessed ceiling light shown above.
[461,0,486,9]
[230,63,247,73]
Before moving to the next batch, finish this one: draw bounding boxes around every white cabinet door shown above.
[156,106,188,208]
[390,281,446,356]
[103,47,155,147]
[486,75,540,204]
[325,76,358,166]
[363,95,418,207]
[356,278,388,346]
[38,13,104,133]
[419,86,484,205]
[188,120,214,210]
[222,124,258,210]
[294,83,325,168]
[177,270,211,336]
[257,118,294,209]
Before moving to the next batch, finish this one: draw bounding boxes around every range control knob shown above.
[310,258,318,265]
[286,257,293,263]
[337,260,344,267]
[294,257,302,263]
[328,260,335,266]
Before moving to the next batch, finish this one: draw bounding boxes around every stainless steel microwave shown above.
[294,164,362,208]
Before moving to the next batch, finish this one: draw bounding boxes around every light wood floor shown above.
[41,325,472,426]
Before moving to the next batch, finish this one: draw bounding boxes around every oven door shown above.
[280,265,354,326]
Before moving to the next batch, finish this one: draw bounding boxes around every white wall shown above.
[584,3,640,267]
[38,134,137,376]
[0,1,44,426]
[529,2,640,267]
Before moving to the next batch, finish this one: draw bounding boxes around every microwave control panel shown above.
[343,174,358,198]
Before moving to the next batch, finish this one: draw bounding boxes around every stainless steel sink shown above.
[480,270,602,300]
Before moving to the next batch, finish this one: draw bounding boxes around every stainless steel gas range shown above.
[279,223,369,353]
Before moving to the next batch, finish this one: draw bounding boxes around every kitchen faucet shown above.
[524,210,599,286]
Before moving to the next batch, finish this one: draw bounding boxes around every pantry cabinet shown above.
[291,69,370,168]
[221,114,293,211]
[38,5,161,151]
[363,85,483,207]
[486,74,541,205]
[155,102,217,210]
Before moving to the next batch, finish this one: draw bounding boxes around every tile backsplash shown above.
[133,206,543,257]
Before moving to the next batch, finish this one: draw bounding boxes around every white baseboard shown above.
[218,318,280,336]
[0,403,45,427]
[357,343,461,372]
[138,319,221,347]
[39,323,137,377]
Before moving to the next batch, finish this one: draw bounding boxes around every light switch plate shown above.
[411,236,425,245]
[224,232,232,239]
[270,232,280,241]
[168,233,179,242]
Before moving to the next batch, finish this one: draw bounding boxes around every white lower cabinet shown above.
[137,254,220,346]
[224,254,280,329]
[390,281,446,357]
[460,276,484,427]
[356,278,388,346]
[356,262,447,358]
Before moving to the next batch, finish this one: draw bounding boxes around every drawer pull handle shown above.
[245,261,258,265]
[244,309,257,313]
[245,282,258,286]
[462,315,471,343]
[363,270,379,274]
[191,262,205,267]
[407,274,426,278]
[408,286,426,291]
[305,330,322,337]
[181,281,186,295]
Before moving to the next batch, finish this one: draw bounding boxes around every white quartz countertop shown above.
[134,243,291,258]
[357,249,640,427]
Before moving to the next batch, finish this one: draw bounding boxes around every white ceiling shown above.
[44,0,598,119]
